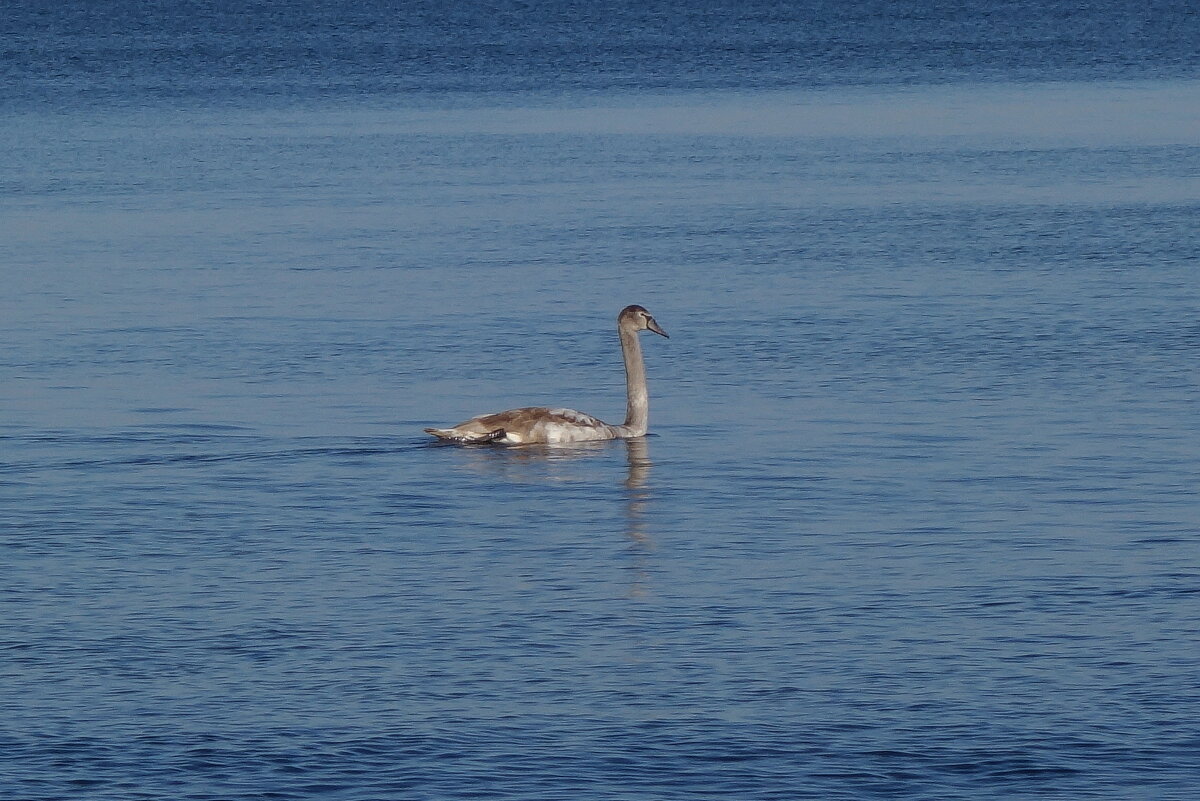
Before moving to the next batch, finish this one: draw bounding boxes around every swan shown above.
[425,305,668,445]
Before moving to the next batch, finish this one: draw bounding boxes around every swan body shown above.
[425,305,668,445]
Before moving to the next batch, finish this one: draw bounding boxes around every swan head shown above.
[620,305,668,338]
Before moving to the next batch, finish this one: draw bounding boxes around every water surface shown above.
[3,4,1200,800]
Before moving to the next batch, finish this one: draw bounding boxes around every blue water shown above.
[4,3,1200,799]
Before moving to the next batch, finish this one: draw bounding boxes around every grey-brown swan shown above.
[425,305,668,445]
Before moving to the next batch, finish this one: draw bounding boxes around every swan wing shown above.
[426,407,618,444]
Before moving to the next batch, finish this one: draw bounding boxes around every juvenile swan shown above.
[425,305,668,445]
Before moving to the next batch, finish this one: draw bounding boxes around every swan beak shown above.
[647,317,669,338]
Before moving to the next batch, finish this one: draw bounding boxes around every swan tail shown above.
[424,427,506,444]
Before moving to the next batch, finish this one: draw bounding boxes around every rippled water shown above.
[4,3,1200,800]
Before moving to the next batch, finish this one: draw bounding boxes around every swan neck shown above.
[620,323,649,435]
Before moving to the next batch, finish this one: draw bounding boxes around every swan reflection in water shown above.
[448,437,655,595]
[622,437,653,596]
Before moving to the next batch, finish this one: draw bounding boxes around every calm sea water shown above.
[3,3,1200,800]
